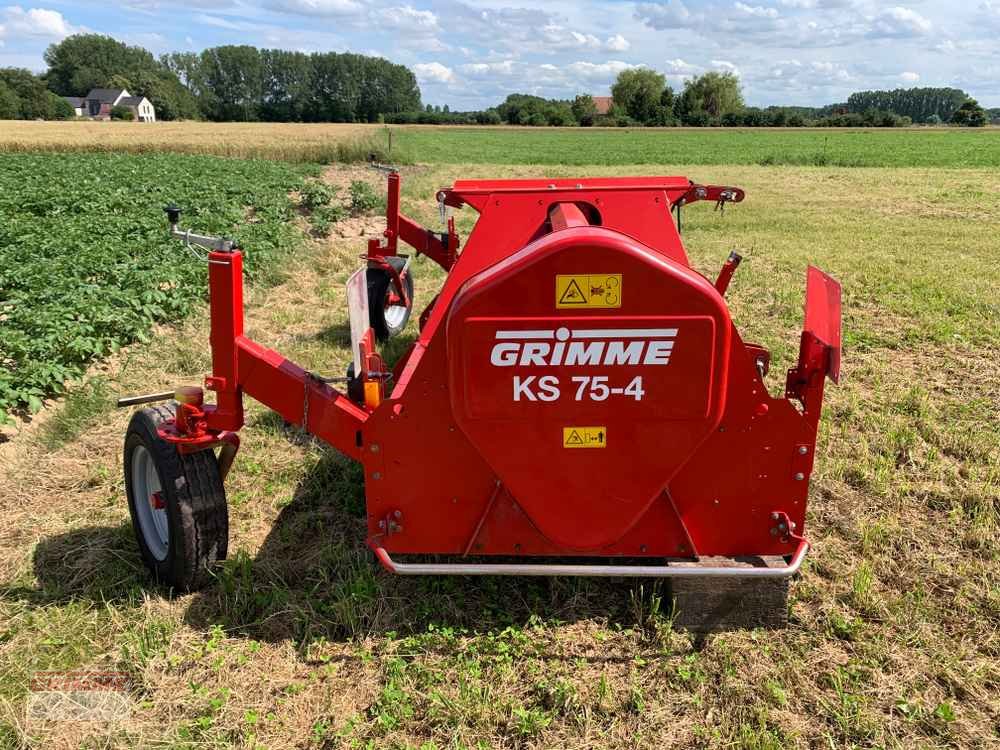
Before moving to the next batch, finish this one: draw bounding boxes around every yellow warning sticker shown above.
[555,274,622,309]
[563,426,607,449]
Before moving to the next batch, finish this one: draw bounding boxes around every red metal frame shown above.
[158,172,840,574]
[366,171,459,306]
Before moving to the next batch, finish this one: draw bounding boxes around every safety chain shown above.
[302,376,311,434]
[302,371,345,432]
[301,368,395,427]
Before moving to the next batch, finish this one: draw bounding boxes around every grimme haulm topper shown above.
[120,169,841,611]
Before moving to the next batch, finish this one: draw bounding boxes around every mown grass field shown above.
[391,126,1000,167]
[1,127,999,749]
[3,120,1000,167]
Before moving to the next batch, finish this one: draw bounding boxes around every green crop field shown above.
[0,153,314,422]
[1,127,999,749]
[391,126,1000,167]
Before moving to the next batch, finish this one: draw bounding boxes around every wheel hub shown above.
[131,445,169,561]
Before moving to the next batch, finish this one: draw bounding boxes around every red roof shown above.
[592,96,613,115]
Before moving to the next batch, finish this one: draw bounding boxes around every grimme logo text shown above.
[490,327,677,368]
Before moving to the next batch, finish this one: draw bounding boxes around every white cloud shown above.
[124,31,169,53]
[412,61,455,84]
[541,24,600,50]
[605,34,630,52]
[264,0,360,17]
[0,6,77,38]
[659,58,701,87]
[571,30,600,46]
[768,59,803,77]
[664,58,698,75]
[656,57,745,84]
[535,25,631,53]
[953,62,1000,98]
[779,0,859,7]
[900,71,920,83]
[808,60,851,82]
[405,36,450,52]
[634,1,696,30]
[980,1,1000,27]
[195,14,265,32]
[565,60,639,82]
[443,3,553,48]
[461,60,516,76]
[378,5,438,32]
[711,59,741,76]
[426,2,629,61]
[636,0,792,41]
[734,3,779,19]
[869,7,932,38]
[748,56,853,98]
[633,0,938,49]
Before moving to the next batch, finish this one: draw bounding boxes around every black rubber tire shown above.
[123,402,228,592]
[368,256,414,341]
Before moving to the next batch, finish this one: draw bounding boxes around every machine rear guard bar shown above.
[369,539,811,578]
[181,180,841,578]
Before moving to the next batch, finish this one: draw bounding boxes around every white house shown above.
[119,94,156,122]
[63,96,86,117]
[63,88,156,122]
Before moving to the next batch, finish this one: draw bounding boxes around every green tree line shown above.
[0,68,75,120]
[1,34,420,123]
[846,88,970,124]
[161,46,419,122]
[389,72,990,129]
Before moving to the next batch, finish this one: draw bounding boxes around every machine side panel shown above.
[668,329,815,557]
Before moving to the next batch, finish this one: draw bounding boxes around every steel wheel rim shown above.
[132,445,169,561]
[383,279,409,329]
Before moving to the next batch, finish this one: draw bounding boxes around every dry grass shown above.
[1,163,998,749]
[0,121,385,163]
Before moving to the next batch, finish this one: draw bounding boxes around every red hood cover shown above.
[446,225,732,551]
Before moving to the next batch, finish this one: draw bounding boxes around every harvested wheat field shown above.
[1,154,999,749]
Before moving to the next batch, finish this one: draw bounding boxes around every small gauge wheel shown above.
[368,256,414,341]
[123,402,228,591]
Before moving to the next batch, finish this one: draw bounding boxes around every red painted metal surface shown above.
[444,228,731,551]
[160,173,839,571]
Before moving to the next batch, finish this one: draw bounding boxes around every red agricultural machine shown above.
[120,169,841,611]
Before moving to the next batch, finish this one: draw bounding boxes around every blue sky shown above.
[1,1,998,108]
